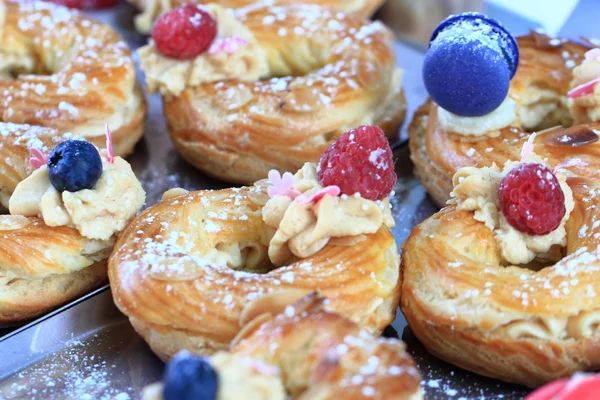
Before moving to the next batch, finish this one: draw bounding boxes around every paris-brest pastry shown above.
[404,12,600,386]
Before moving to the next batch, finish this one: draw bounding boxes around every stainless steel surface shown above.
[0,3,532,400]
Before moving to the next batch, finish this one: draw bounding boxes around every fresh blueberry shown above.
[163,353,218,400]
[423,12,519,117]
[47,140,102,193]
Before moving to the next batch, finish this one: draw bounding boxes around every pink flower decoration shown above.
[520,132,537,162]
[553,158,588,174]
[295,186,341,205]
[585,48,600,61]
[244,359,279,376]
[568,76,600,98]
[267,170,300,199]
[208,36,248,55]
[29,147,47,170]
[105,123,114,164]
[525,373,600,400]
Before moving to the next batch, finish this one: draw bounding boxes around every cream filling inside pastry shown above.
[70,87,144,139]
[9,154,146,241]
[262,163,395,266]
[143,353,285,400]
[138,4,270,97]
[204,241,270,272]
[437,97,517,137]
[132,0,170,34]
[211,353,285,400]
[516,87,572,130]
[450,152,574,265]
[569,54,600,123]
[159,188,272,272]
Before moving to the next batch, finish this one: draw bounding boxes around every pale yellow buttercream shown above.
[450,152,574,265]
[142,353,285,400]
[437,97,518,137]
[262,163,395,266]
[138,4,269,96]
[9,154,145,240]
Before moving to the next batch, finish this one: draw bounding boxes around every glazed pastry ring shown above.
[144,294,423,400]
[0,123,110,324]
[130,0,386,34]
[404,34,600,386]
[108,185,401,360]
[159,4,405,185]
[1,1,146,157]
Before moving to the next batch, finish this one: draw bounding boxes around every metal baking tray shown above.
[0,3,529,399]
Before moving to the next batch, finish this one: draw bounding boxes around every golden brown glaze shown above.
[0,260,106,324]
[231,294,423,400]
[130,0,385,34]
[144,295,422,400]
[0,214,110,323]
[1,1,146,156]
[109,185,401,360]
[404,34,600,386]
[156,4,404,184]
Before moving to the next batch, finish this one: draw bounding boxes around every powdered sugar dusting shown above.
[2,2,136,135]
[431,14,513,67]
[0,336,134,399]
[368,148,388,169]
[213,3,398,127]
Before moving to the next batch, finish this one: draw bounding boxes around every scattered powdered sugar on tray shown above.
[0,335,134,400]
[400,335,528,399]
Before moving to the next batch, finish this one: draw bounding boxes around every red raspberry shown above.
[44,0,119,8]
[498,163,566,235]
[318,125,396,200]
[152,5,217,60]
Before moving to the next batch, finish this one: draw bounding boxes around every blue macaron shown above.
[423,12,519,117]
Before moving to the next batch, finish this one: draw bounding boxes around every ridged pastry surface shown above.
[405,34,600,385]
[143,295,422,400]
[130,0,385,34]
[0,1,146,156]
[159,4,404,184]
[231,294,423,400]
[0,214,110,323]
[109,185,401,359]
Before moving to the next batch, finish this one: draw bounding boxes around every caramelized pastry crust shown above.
[231,294,422,400]
[143,4,404,184]
[144,294,422,400]
[130,0,386,34]
[0,214,110,324]
[109,185,401,359]
[404,34,600,386]
[0,1,146,156]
